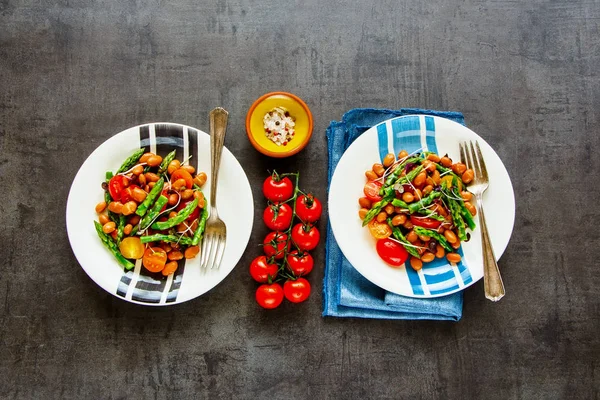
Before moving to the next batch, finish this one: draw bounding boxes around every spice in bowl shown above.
[263,107,295,146]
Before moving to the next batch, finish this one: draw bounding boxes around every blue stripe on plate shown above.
[391,116,421,154]
[405,264,424,296]
[456,246,473,285]
[423,268,456,285]
[424,116,438,153]
[430,283,460,296]
[376,123,389,162]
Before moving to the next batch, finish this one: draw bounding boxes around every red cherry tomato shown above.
[263,232,290,260]
[283,278,311,303]
[295,194,322,223]
[108,175,127,201]
[263,174,294,202]
[376,238,409,267]
[409,215,442,229]
[171,168,194,189]
[291,223,320,251]
[363,181,383,203]
[249,255,279,283]
[263,202,293,231]
[255,283,284,309]
[286,250,314,276]
[176,198,200,221]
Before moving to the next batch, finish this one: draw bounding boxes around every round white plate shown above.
[66,122,253,306]
[329,115,515,298]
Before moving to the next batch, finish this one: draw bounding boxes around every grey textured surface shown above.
[1,1,599,399]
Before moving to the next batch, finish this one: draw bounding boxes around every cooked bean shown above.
[421,252,435,263]
[447,253,462,263]
[132,165,144,175]
[99,213,110,225]
[403,220,414,230]
[413,171,427,187]
[172,179,187,191]
[432,170,441,185]
[102,221,116,234]
[194,191,205,208]
[181,164,195,175]
[168,251,184,261]
[452,162,467,175]
[148,182,156,189]
[139,152,154,163]
[376,211,387,223]
[161,243,173,253]
[168,193,179,206]
[167,160,181,175]
[406,230,418,243]
[391,214,406,226]
[123,224,133,235]
[169,211,178,219]
[128,215,140,225]
[444,230,458,244]
[147,155,163,167]
[426,177,435,186]
[121,201,137,216]
[145,172,160,182]
[394,206,404,213]
[465,201,477,216]
[410,257,423,271]
[365,170,378,181]
[137,173,146,186]
[131,187,147,203]
[107,201,123,214]
[435,244,445,258]
[414,188,422,200]
[372,163,385,177]
[144,185,150,192]
[122,176,131,187]
[461,191,473,201]
[425,161,436,173]
[418,234,431,242]
[451,241,461,249]
[358,197,371,209]
[440,156,452,167]
[181,189,194,200]
[402,192,414,203]
[427,153,441,163]
[193,172,207,187]
[384,204,394,214]
[358,208,369,219]
[435,204,448,217]
[185,245,200,259]
[462,169,474,184]
[423,185,434,195]
[95,201,107,213]
[383,153,395,167]
[162,261,179,276]
[398,150,409,159]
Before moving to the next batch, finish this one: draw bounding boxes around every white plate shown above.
[329,115,515,298]
[66,123,253,306]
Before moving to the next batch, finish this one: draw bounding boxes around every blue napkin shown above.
[323,108,466,320]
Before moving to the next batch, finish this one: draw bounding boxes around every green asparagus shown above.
[94,221,135,270]
[116,148,145,174]
[362,198,391,226]
[140,234,193,246]
[191,205,209,246]
[136,177,165,217]
[151,198,198,230]
[413,226,453,252]
[140,195,168,230]
[447,198,467,241]
[116,214,126,244]
[387,220,420,258]
[407,190,442,213]
[158,149,176,175]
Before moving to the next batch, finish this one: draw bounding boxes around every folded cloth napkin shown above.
[323,108,466,320]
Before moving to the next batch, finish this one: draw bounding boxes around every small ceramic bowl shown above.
[246,92,313,158]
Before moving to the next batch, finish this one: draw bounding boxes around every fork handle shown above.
[475,194,505,301]
[209,107,228,209]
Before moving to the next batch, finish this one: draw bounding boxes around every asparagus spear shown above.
[94,221,135,270]
[381,165,425,197]
[362,199,391,226]
[140,234,193,246]
[447,198,467,241]
[387,220,420,258]
[151,198,198,230]
[158,149,176,175]
[407,190,442,213]
[140,195,168,230]
[191,206,209,246]
[116,148,145,174]
[136,177,165,217]
[383,156,423,187]
[413,226,453,252]
[116,214,126,244]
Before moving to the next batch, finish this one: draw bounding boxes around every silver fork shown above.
[460,141,505,301]
[200,107,228,270]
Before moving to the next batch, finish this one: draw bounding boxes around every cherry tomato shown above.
[108,175,128,201]
[367,219,392,239]
[286,250,314,276]
[263,202,293,231]
[363,181,383,203]
[142,247,167,273]
[263,174,294,202]
[376,238,409,267]
[283,278,311,303]
[255,283,284,309]
[119,237,145,259]
[263,232,290,260]
[171,168,193,189]
[295,194,322,223]
[249,255,279,283]
[291,223,320,251]
[409,215,442,229]
[176,199,200,221]
[120,184,141,203]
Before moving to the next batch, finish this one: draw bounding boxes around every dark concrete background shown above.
[1,1,599,399]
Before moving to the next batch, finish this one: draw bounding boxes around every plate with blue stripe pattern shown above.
[328,115,515,298]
